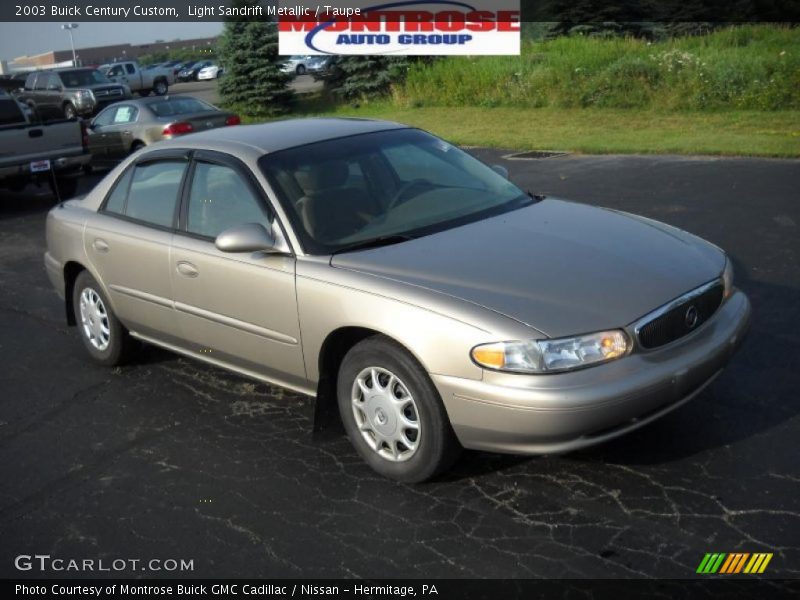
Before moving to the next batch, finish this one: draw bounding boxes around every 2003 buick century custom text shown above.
[44,119,750,481]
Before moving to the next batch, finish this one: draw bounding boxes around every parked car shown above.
[101,61,174,96]
[197,64,224,80]
[0,90,89,197]
[86,95,240,164]
[177,61,214,82]
[43,119,750,482]
[306,56,332,76]
[0,73,28,93]
[280,55,313,75]
[19,68,131,119]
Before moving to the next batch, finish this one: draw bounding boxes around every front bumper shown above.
[433,290,751,454]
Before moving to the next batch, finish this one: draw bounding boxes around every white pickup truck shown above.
[101,61,174,96]
[0,90,90,199]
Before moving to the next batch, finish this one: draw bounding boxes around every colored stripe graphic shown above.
[697,553,726,573]
[698,552,773,574]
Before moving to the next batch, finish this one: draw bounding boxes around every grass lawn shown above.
[310,104,800,158]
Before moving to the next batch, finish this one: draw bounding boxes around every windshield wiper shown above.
[528,190,546,202]
[330,234,417,257]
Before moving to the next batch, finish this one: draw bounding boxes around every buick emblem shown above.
[685,305,699,329]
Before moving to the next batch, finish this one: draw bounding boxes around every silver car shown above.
[87,95,240,164]
[44,119,751,482]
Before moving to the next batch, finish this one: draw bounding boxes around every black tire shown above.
[63,102,77,119]
[296,65,306,75]
[337,335,461,482]
[72,271,137,366]
[154,79,168,95]
[129,141,145,155]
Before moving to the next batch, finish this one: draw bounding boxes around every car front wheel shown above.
[73,271,136,366]
[337,336,461,482]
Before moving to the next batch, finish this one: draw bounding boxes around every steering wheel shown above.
[387,179,431,211]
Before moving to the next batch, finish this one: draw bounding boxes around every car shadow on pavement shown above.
[0,186,61,220]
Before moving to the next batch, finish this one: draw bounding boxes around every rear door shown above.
[87,106,117,157]
[170,150,306,388]
[85,150,188,343]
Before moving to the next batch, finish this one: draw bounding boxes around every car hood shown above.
[331,199,726,337]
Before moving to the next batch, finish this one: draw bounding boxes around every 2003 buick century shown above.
[45,119,751,481]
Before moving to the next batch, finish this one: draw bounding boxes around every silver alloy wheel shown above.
[155,80,167,95]
[351,367,420,462]
[79,287,111,351]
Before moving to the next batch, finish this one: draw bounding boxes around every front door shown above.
[93,104,138,159]
[170,153,306,389]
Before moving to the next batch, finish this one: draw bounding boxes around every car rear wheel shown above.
[72,271,137,366]
[337,336,461,482]
[154,80,168,95]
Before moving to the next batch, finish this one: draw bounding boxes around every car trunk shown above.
[160,110,230,132]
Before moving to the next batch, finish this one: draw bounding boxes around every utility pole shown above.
[62,23,79,66]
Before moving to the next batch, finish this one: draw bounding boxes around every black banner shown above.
[0,0,798,22]
[6,579,800,599]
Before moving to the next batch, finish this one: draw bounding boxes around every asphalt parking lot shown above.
[0,150,798,579]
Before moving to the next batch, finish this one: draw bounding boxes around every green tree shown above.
[217,0,293,116]
[324,56,413,102]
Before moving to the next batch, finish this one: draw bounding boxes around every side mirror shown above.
[215,222,276,253]
[491,165,509,179]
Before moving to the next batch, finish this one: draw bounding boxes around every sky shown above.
[0,22,224,61]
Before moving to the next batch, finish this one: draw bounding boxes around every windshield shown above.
[58,69,111,87]
[147,97,216,117]
[259,128,528,255]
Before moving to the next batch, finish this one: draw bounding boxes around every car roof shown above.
[157,118,407,156]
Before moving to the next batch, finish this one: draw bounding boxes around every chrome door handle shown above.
[92,238,109,253]
[176,261,199,278]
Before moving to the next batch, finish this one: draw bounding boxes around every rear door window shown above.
[103,160,187,228]
[34,74,49,91]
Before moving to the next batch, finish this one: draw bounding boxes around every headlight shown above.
[471,330,629,374]
[75,89,94,102]
[722,258,734,299]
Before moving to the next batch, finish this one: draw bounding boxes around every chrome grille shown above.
[636,281,724,349]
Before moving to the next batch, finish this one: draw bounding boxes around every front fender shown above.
[296,259,542,383]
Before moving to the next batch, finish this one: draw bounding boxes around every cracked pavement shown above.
[0,153,798,579]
